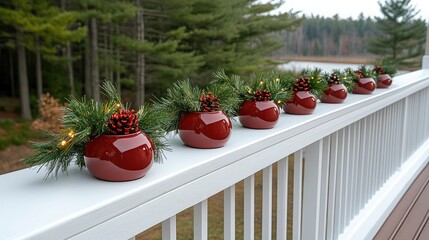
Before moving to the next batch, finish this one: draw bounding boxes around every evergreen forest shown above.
[0,0,426,120]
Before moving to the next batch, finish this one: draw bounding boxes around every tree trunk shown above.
[109,25,114,83]
[61,0,75,96]
[85,23,92,97]
[35,34,43,99]
[9,50,15,97]
[135,0,145,106]
[104,25,108,81]
[115,24,121,95]
[67,43,75,95]
[16,28,32,119]
[90,17,100,101]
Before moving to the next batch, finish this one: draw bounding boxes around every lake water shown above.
[277,61,362,72]
[277,60,408,75]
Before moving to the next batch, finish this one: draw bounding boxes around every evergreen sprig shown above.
[344,67,360,82]
[211,69,291,109]
[282,68,327,100]
[154,79,201,133]
[356,65,375,78]
[137,105,171,163]
[248,71,292,105]
[25,81,169,178]
[373,58,398,76]
[323,69,356,92]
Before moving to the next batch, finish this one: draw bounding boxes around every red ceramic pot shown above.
[84,131,154,181]
[352,78,376,94]
[376,74,392,88]
[178,111,232,148]
[283,91,317,115]
[238,100,280,129]
[321,83,348,103]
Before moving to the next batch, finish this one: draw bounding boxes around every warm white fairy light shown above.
[60,130,75,147]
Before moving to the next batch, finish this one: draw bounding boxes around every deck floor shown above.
[374,162,429,240]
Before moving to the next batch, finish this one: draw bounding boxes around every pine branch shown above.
[154,79,201,132]
[25,81,170,178]
[330,69,356,92]
[137,105,171,163]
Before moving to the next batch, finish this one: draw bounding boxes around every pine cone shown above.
[293,76,311,91]
[199,92,221,112]
[328,73,340,84]
[108,109,139,135]
[373,66,385,74]
[253,90,271,101]
[355,70,364,78]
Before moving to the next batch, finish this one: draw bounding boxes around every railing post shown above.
[301,137,330,240]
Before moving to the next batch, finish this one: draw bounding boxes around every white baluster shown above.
[224,186,235,240]
[302,137,330,240]
[194,200,208,240]
[293,150,303,240]
[162,216,176,240]
[262,165,272,240]
[276,157,288,240]
[244,175,255,240]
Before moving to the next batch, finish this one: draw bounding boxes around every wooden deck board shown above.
[417,214,429,240]
[374,163,429,240]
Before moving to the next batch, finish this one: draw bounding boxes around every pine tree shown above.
[0,0,85,119]
[162,0,302,80]
[79,0,137,101]
[369,0,426,68]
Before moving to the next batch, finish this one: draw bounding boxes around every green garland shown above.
[25,82,169,178]
[373,58,398,77]
[26,65,397,178]
[282,68,327,100]
[211,69,291,108]
[356,65,375,78]
[322,69,356,92]
[154,79,201,133]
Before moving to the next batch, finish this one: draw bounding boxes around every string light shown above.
[275,78,280,82]
[259,80,264,85]
[59,130,75,148]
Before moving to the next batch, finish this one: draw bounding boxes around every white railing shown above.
[1,67,429,240]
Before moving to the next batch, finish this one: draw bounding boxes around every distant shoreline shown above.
[271,55,374,64]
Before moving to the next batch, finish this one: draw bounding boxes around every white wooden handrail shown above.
[1,69,429,240]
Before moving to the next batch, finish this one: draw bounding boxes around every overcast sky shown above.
[278,0,429,20]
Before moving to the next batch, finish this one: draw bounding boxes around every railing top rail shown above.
[1,69,429,240]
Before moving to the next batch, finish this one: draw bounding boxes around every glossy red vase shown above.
[321,83,348,103]
[376,74,392,88]
[238,100,280,129]
[283,91,317,115]
[178,111,232,148]
[352,78,376,94]
[84,131,154,181]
